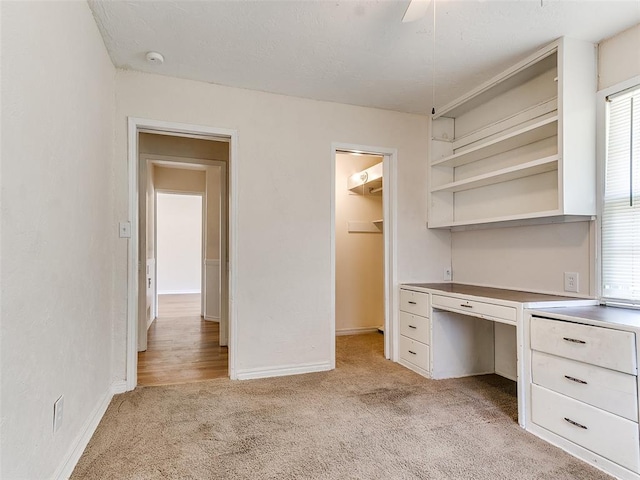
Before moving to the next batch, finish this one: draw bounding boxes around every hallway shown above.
[137,294,228,386]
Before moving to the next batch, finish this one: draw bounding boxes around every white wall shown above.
[451,26,640,297]
[335,153,384,332]
[156,193,203,295]
[113,70,451,378]
[0,2,116,478]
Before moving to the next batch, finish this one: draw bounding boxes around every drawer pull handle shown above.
[562,337,586,344]
[408,350,417,355]
[564,417,588,430]
[564,375,588,385]
[408,325,417,329]
[408,301,417,305]
[460,304,473,308]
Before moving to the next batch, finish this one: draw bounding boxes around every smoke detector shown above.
[145,51,164,64]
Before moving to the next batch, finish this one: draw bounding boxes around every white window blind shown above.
[602,86,640,302]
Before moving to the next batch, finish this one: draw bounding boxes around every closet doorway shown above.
[331,144,397,365]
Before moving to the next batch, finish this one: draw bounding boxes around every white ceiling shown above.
[89,0,640,115]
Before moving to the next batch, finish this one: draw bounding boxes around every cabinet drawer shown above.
[531,384,640,472]
[400,311,430,344]
[400,289,429,317]
[531,316,637,375]
[399,335,429,371]
[532,351,638,422]
[432,294,516,323]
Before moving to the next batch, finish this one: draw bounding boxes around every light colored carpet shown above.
[72,334,611,479]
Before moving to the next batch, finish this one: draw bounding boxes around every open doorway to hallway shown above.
[136,132,229,386]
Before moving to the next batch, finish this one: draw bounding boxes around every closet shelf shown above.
[347,162,383,193]
[431,155,559,193]
[432,116,558,169]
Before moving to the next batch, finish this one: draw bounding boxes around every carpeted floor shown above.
[71,334,612,479]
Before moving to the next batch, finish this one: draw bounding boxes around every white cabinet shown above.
[428,37,596,228]
[526,310,640,479]
[398,288,430,376]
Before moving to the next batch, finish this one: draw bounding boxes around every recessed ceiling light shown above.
[145,51,164,64]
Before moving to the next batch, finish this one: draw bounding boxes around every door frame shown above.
[126,117,238,390]
[330,142,398,366]
[142,155,228,338]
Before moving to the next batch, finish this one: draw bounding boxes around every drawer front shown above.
[532,351,638,422]
[400,289,429,317]
[531,316,637,375]
[399,335,429,371]
[432,294,516,323]
[400,311,430,344]
[532,384,640,472]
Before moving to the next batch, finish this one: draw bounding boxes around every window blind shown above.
[602,86,640,302]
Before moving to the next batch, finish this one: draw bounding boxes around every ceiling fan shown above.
[402,0,432,22]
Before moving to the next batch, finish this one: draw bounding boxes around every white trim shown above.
[236,361,332,381]
[335,326,381,336]
[126,117,239,390]
[205,259,220,266]
[204,315,220,322]
[595,75,640,302]
[53,381,124,480]
[330,142,398,366]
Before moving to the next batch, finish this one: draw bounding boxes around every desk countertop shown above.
[402,283,595,306]
[531,305,640,330]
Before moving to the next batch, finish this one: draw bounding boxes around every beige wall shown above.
[598,23,640,91]
[139,132,229,161]
[451,25,640,297]
[113,70,451,379]
[153,165,206,193]
[1,2,116,478]
[335,153,384,332]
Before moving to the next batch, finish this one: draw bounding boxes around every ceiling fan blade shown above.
[402,0,431,23]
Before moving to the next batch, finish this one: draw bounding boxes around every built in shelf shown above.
[432,116,558,169]
[429,211,595,230]
[434,50,557,119]
[431,155,558,193]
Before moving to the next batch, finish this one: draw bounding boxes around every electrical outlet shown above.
[53,395,64,432]
[443,267,452,282]
[564,272,579,293]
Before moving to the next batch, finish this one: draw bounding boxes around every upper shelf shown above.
[431,155,559,193]
[432,116,558,169]
[347,162,383,194]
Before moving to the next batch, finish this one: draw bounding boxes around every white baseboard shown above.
[236,361,332,380]
[53,381,123,480]
[204,315,220,322]
[336,326,380,336]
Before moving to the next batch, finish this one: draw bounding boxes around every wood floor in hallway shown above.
[137,294,228,386]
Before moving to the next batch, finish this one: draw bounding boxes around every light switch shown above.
[119,222,131,238]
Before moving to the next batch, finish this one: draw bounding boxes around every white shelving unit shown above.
[428,37,597,229]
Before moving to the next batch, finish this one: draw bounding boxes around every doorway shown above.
[156,192,203,313]
[331,143,397,366]
[126,118,238,390]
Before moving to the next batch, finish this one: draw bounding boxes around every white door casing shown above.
[127,117,238,389]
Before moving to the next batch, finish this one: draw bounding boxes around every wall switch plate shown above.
[564,272,579,293]
[119,221,131,238]
[443,267,452,282]
[53,395,64,432]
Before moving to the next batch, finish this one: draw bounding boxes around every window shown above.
[602,84,640,303]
